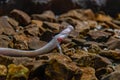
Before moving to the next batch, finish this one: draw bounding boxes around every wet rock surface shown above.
[0,2,120,80]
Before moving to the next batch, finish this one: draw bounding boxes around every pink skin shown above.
[0,25,74,57]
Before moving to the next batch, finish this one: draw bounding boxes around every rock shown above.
[0,65,7,80]
[96,13,112,22]
[40,30,54,42]
[100,50,120,60]
[87,30,111,42]
[84,41,107,49]
[32,10,56,22]
[82,9,95,20]
[115,64,120,71]
[0,16,15,35]
[45,59,82,80]
[72,38,86,46]
[95,66,114,80]
[7,17,19,30]
[101,71,120,80]
[28,37,47,50]
[12,57,34,66]
[24,24,40,36]
[59,9,88,21]
[0,55,13,66]
[80,67,98,80]
[74,53,112,69]
[43,53,82,80]
[105,21,120,29]
[7,64,30,80]
[43,21,60,33]
[29,53,82,80]
[13,33,29,50]
[10,9,31,26]
[31,20,45,34]
[0,65,7,75]
[88,43,102,53]
[0,35,11,48]
[106,37,120,49]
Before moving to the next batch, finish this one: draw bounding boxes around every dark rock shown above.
[0,55,13,66]
[40,30,54,42]
[29,53,82,80]
[95,66,114,80]
[72,38,86,46]
[10,9,31,26]
[101,71,120,80]
[84,41,107,48]
[32,10,56,22]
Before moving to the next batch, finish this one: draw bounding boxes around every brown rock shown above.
[106,37,120,49]
[13,57,34,66]
[0,35,11,48]
[82,9,95,20]
[28,37,47,50]
[74,54,112,69]
[80,67,98,80]
[0,65,7,76]
[100,50,120,60]
[43,21,60,33]
[32,10,56,22]
[7,17,19,29]
[31,20,45,34]
[59,17,90,36]
[101,71,120,80]
[88,43,102,53]
[87,30,111,42]
[105,21,120,29]
[0,16,15,35]
[10,9,31,26]
[96,14,112,22]
[43,53,82,80]
[59,9,87,21]
[24,24,40,36]
[13,33,29,50]
[0,65,7,80]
